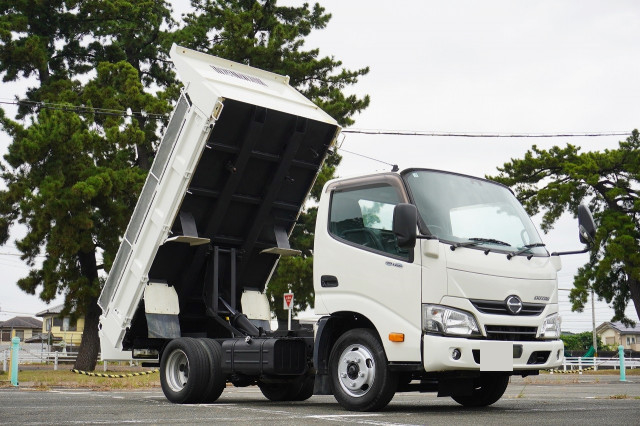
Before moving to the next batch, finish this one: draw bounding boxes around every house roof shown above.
[35,304,64,317]
[0,316,42,329]
[597,321,640,334]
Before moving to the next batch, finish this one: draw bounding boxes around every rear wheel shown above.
[294,375,315,401]
[329,328,397,411]
[258,374,314,402]
[451,374,509,407]
[198,338,226,403]
[160,337,210,404]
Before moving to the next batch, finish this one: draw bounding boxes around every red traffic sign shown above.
[283,293,294,310]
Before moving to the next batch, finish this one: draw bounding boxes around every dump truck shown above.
[98,45,596,411]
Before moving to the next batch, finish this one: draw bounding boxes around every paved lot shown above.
[1,375,638,425]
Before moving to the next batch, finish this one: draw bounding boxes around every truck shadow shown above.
[215,398,514,414]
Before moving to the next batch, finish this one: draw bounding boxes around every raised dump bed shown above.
[99,45,340,359]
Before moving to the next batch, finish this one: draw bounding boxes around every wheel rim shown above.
[165,349,189,392]
[336,344,376,397]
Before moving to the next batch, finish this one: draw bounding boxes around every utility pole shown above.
[591,288,598,357]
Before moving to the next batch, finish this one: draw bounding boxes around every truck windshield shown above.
[403,170,547,256]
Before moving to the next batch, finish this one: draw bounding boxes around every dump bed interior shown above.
[98,45,339,357]
[149,98,337,311]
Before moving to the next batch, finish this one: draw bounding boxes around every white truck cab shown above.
[311,169,592,410]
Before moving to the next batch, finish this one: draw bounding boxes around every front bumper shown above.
[423,334,564,372]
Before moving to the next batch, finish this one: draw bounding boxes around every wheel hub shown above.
[337,344,375,397]
[346,363,360,380]
[165,349,189,392]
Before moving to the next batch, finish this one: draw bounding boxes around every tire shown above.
[451,374,509,407]
[198,338,226,403]
[258,380,298,401]
[294,375,315,401]
[160,337,210,404]
[329,328,398,411]
[396,372,414,391]
[258,374,313,402]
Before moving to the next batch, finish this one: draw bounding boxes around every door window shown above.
[329,184,408,259]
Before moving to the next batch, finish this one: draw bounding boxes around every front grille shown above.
[485,325,538,341]
[471,299,545,316]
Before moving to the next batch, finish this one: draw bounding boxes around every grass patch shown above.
[0,369,160,390]
[594,394,640,400]
[516,383,527,398]
[609,394,629,399]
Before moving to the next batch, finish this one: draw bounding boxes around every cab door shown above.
[314,175,423,362]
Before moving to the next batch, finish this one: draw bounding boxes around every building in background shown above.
[36,304,85,350]
[597,321,640,351]
[0,316,42,342]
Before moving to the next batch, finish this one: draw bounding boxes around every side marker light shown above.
[389,333,404,342]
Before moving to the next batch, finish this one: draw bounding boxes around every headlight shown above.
[422,304,481,337]
[540,313,561,339]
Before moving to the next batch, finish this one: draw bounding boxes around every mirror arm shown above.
[551,246,590,256]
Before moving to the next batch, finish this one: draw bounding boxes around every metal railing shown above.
[4,349,639,374]
[2,348,78,371]
[2,348,141,373]
[561,356,640,372]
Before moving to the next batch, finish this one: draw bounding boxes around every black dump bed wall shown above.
[146,98,337,323]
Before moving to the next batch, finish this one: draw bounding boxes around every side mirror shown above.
[577,204,596,245]
[393,203,417,249]
[552,204,597,257]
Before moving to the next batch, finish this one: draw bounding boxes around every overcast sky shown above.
[1,0,639,331]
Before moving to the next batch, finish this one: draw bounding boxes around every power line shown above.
[0,99,168,120]
[0,251,47,259]
[341,128,631,138]
[0,251,25,257]
[1,98,632,138]
[0,309,37,316]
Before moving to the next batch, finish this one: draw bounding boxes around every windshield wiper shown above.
[506,243,546,260]
[450,237,511,251]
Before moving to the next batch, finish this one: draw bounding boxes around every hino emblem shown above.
[505,295,523,315]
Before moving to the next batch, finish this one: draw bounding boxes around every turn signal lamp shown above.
[389,332,405,342]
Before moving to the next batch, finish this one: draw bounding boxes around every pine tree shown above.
[0,1,173,370]
[0,1,370,367]
[489,131,640,325]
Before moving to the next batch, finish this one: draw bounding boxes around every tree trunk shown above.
[73,295,101,371]
[73,250,101,371]
[135,114,151,171]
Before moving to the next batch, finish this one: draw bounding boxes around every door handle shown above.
[321,275,339,288]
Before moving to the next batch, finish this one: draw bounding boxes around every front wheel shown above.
[329,328,397,411]
[451,374,509,407]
